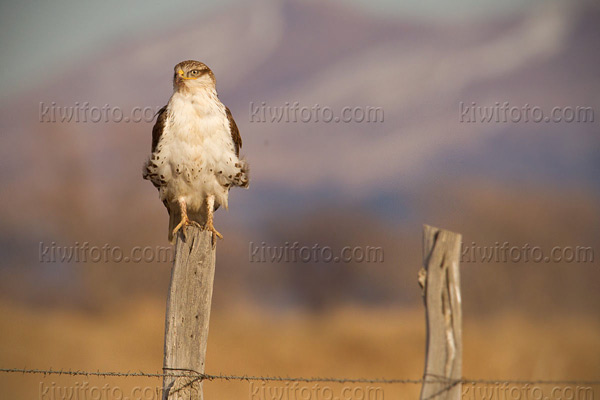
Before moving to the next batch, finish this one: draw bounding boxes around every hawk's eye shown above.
[189,69,201,76]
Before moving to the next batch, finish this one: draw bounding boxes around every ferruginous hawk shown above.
[143,60,249,245]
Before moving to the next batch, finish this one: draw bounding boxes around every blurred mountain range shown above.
[0,0,598,314]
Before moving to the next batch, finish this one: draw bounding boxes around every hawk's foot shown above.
[204,220,223,248]
[172,216,202,240]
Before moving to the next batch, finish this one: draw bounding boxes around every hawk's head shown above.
[173,60,216,92]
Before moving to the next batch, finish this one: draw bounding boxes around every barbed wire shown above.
[1,368,599,386]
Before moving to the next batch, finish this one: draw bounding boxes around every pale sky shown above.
[0,0,549,99]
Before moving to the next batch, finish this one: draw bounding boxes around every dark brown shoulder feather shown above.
[226,106,242,156]
[151,105,168,152]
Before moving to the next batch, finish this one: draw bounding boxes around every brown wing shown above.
[151,105,168,152]
[226,106,242,156]
[143,105,167,190]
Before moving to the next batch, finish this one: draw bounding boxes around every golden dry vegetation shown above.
[1,299,598,399]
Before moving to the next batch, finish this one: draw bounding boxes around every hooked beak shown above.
[174,69,187,88]
[175,69,187,85]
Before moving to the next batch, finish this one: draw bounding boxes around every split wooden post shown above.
[418,225,463,400]
[162,226,216,400]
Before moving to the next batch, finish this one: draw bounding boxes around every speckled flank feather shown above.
[142,61,249,243]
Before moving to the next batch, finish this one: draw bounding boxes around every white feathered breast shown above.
[151,89,240,212]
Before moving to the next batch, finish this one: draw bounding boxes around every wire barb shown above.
[1,368,599,387]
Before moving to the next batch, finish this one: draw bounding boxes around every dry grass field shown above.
[1,299,598,399]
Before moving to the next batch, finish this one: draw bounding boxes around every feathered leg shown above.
[171,197,201,241]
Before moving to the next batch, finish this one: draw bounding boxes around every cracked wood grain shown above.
[163,226,216,400]
[419,225,462,400]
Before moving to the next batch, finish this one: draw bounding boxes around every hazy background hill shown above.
[0,0,598,396]
[1,0,597,313]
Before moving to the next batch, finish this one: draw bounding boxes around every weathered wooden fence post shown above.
[162,227,216,400]
[418,225,463,400]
